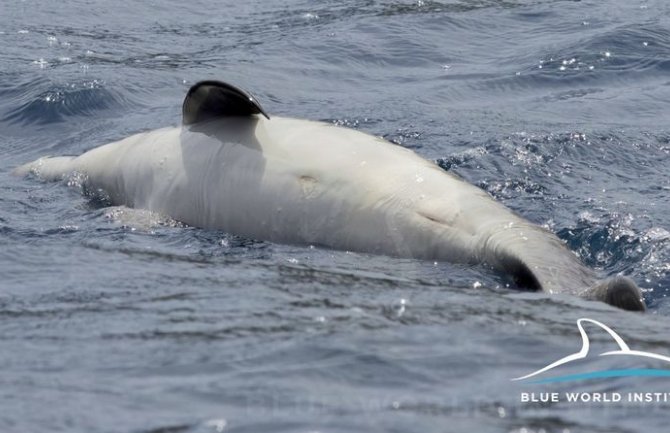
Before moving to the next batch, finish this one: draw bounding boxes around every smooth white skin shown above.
[17,116,597,295]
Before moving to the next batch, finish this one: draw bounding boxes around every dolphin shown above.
[15,80,646,311]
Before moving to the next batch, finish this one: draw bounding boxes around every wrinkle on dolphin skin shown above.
[14,80,646,312]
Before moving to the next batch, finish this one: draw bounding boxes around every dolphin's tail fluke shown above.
[582,275,646,312]
[12,156,77,180]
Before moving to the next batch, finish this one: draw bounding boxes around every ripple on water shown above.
[531,24,670,77]
[2,78,129,125]
[458,21,670,105]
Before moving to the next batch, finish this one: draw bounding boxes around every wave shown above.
[1,78,129,125]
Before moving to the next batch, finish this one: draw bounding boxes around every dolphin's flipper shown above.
[182,80,270,125]
[582,276,646,312]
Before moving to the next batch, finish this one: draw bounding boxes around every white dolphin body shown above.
[15,81,645,311]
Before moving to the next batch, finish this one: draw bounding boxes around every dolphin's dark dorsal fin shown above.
[182,80,270,125]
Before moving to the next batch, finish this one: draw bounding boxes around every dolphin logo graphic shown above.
[513,318,670,383]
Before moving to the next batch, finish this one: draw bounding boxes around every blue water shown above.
[1,0,670,432]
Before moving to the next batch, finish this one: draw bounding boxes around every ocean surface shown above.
[1,0,669,432]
